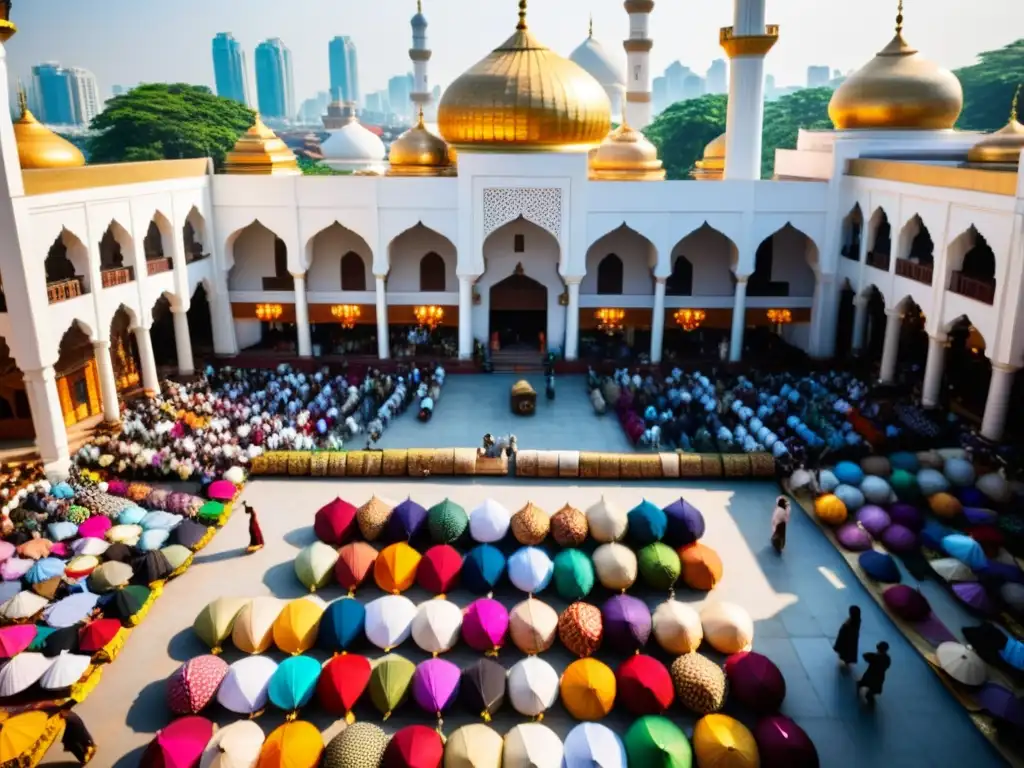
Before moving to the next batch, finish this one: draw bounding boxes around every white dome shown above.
[321,118,386,173]
[569,36,626,89]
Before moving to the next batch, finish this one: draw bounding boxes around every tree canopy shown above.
[87,84,254,168]
[954,39,1024,130]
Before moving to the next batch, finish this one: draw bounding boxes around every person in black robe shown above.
[857,641,891,703]
[243,502,264,553]
[58,706,96,764]
[833,605,861,666]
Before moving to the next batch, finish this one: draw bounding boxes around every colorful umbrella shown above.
[334,541,378,594]
[258,721,323,768]
[443,724,503,768]
[462,544,506,594]
[317,597,366,654]
[425,500,469,546]
[39,649,90,691]
[561,657,617,720]
[77,618,125,659]
[0,590,49,621]
[679,543,724,591]
[382,724,444,768]
[509,502,549,547]
[0,711,65,768]
[314,497,359,546]
[508,597,558,655]
[417,545,463,596]
[323,722,388,768]
[559,602,604,658]
[17,538,53,560]
[65,554,100,580]
[139,530,171,553]
[78,516,112,540]
[930,557,976,583]
[508,656,559,717]
[953,582,996,614]
[194,596,250,654]
[196,501,225,525]
[976,683,1024,727]
[592,543,637,591]
[586,497,628,543]
[652,599,702,655]
[753,715,818,768]
[663,498,706,547]
[460,658,506,721]
[693,714,759,768]
[102,584,155,626]
[231,596,284,654]
[551,503,589,548]
[602,594,652,653]
[200,720,265,768]
[412,598,463,655]
[273,596,325,655]
[174,519,213,551]
[369,653,416,718]
[294,541,339,593]
[375,542,422,594]
[638,543,681,592]
[141,716,216,768]
[0,624,37,658]
[27,625,55,653]
[858,550,901,583]
[701,602,754,654]
[131,551,174,585]
[624,716,693,768]
[141,511,183,532]
[167,654,229,715]
[935,641,987,686]
[102,543,136,564]
[552,549,595,601]
[89,560,134,592]
[0,556,33,582]
[207,479,237,501]
[41,624,80,657]
[316,653,371,721]
[269,655,322,716]
[503,723,563,768]
[217,655,278,714]
[412,657,461,724]
[469,499,511,544]
[942,533,987,569]
[461,598,509,655]
[724,651,787,714]
[71,538,109,557]
[358,495,395,542]
[390,498,429,541]
[563,723,626,768]
[628,500,667,546]
[508,546,554,594]
[616,654,674,715]
[670,653,727,716]
[882,585,931,622]
[0,540,13,563]
[365,594,417,651]
[25,557,64,585]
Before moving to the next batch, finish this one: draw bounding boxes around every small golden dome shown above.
[223,115,300,175]
[828,4,962,131]
[438,1,611,152]
[967,88,1024,165]
[12,90,85,170]
[588,122,664,181]
[388,110,455,176]
[690,132,726,180]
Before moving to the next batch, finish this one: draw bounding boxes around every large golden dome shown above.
[691,132,726,180]
[12,91,85,170]
[828,6,962,131]
[967,89,1024,165]
[388,110,455,176]
[223,115,300,175]
[588,122,664,180]
[437,1,611,152]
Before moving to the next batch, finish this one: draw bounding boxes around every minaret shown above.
[721,0,778,179]
[409,0,432,112]
[622,0,654,129]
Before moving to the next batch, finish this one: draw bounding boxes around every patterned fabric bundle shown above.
[86,493,135,519]
[357,496,393,541]
[511,502,550,546]
[126,483,154,503]
[558,602,604,658]
[146,489,172,511]
[670,653,727,715]
[65,505,90,525]
[166,655,229,715]
[551,504,588,548]
[323,722,389,768]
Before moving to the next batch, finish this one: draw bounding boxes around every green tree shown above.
[297,156,346,176]
[87,84,254,168]
[644,94,727,180]
[954,39,1024,130]
[760,88,834,178]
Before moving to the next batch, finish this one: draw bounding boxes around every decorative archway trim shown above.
[482,187,563,240]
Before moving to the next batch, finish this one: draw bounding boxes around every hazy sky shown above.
[4,0,1020,101]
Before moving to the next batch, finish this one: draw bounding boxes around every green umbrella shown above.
[27,626,56,652]
[193,597,250,654]
[368,653,415,719]
[197,501,224,524]
[624,716,693,768]
[553,549,595,601]
[638,543,682,591]
[294,542,340,593]
[428,499,469,544]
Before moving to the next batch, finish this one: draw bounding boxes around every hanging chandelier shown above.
[330,304,361,329]
[595,308,625,334]
[674,308,706,332]
[414,305,444,330]
[255,303,283,322]
[767,308,793,325]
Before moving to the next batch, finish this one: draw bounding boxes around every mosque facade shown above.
[0,0,1022,476]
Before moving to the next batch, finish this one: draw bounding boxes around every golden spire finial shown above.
[588,14,593,38]
[1011,84,1021,123]
[16,80,27,117]
[417,106,425,127]
[417,0,422,13]
[895,0,904,34]
[516,0,527,30]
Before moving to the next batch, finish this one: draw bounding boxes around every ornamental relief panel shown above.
[482,187,563,241]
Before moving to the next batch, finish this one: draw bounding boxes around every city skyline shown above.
[4,0,1016,106]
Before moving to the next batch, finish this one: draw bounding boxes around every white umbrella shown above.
[200,719,265,768]
[586,497,627,543]
[231,596,285,655]
[507,656,559,717]
[592,543,638,591]
[365,594,417,651]
[0,652,52,696]
[563,723,626,768]
[503,723,563,768]
[935,642,987,686]
[701,601,754,654]
[930,557,977,583]
[216,656,278,714]
[71,538,109,557]
[106,524,142,545]
[0,591,50,621]
[508,547,554,594]
[652,599,703,655]
[469,499,511,543]
[509,598,559,655]
[39,650,91,690]
[412,598,463,655]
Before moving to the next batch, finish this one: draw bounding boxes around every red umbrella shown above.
[417,545,463,596]
[381,724,444,768]
[724,651,787,714]
[966,526,1004,558]
[78,618,124,657]
[754,715,819,768]
[615,654,674,715]
[316,653,371,722]
[140,715,215,768]
[335,542,378,593]
[315,498,359,546]
[0,625,36,659]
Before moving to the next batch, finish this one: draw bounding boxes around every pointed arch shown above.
[307,221,374,292]
[341,251,368,291]
[419,252,446,292]
[228,221,292,292]
[841,204,863,260]
[668,223,738,297]
[868,207,892,269]
[388,222,456,294]
[45,228,90,298]
[750,223,817,297]
[596,254,624,295]
[183,206,208,262]
[666,255,694,296]
[947,226,996,305]
[109,305,141,392]
[583,224,655,296]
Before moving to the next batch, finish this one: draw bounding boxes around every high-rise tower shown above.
[255,38,295,120]
[328,36,360,105]
[212,32,248,105]
[622,0,654,128]
[409,1,431,109]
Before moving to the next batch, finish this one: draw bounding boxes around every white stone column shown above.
[135,327,160,395]
[375,274,390,360]
[851,295,869,355]
[292,273,312,357]
[729,276,748,363]
[879,308,902,384]
[171,307,195,376]
[981,363,1018,443]
[650,277,666,363]
[623,0,655,129]
[92,341,121,423]
[458,276,473,360]
[22,366,70,476]
[564,280,581,361]
[921,334,947,408]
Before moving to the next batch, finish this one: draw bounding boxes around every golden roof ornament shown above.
[223,114,301,175]
[0,0,16,43]
[388,107,455,176]
[828,0,963,130]
[691,132,726,180]
[13,82,86,170]
[588,119,665,181]
[966,85,1024,166]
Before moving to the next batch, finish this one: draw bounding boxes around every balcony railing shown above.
[185,251,210,264]
[47,277,83,304]
[262,276,296,291]
[100,266,134,288]
[895,259,933,286]
[146,257,173,276]
[949,271,995,305]
[866,251,890,272]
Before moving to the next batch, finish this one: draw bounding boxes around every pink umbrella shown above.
[462,598,509,655]
[77,516,112,540]
[724,651,787,714]
[0,625,36,658]
[167,655,230,715]
[882,585,931,622]
[411,658,461,720]
[0,541,15,564]
[207,480,237,502]
[140,715,215,768]
[754,714,819,768]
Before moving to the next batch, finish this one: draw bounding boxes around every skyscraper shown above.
[255,38,295,120]
[807,65,831,89]
[212,33,249,105]
[32,62,74,124]
[706,59,727,94]
[328,36,360,104]
[66,67,100,125]
[387,74,413,119]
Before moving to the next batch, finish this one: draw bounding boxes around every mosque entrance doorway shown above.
[490,269,547,351]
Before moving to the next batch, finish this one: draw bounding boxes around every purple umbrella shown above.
[880,524,918,553]
[461,598,509,654]
[958,487,987,508]
[883,585,931,622]
[963,508,998,526]
[975,683,1024,727]
[412,658,461,719]
[44,592,100,628]
[835,524,873,552]
[662,498,705,548]
[856,505,891,537]
[888,503,924,531]
[601,594,652,653]
[953,582,996,615]
[389,498,428,541]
